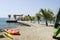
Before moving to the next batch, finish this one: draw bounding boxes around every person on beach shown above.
[53,8,60,38]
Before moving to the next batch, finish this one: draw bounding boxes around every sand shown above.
[0,21,58,40]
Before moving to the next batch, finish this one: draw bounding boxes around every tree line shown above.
[8,8,60,26]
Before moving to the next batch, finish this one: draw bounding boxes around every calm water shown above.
[0,18,20,29]
[0,18,54,29]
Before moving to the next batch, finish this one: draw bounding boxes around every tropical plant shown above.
[36,13,41,24]
[8,15,11,19]
[54,8,60,28]
[28,14,31,20]
[27,15,34,22]
[30,16,35,22]
[48,9,54,23]
[31,16,35,20]
[24,15,30,21]
[20,16,24,21]
[40,9,54,26]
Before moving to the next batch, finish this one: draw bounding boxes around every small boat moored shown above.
[5,29,20,35]
[6,20,17,23]
[3,32,13,39]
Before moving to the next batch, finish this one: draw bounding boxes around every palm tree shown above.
[36,13,41,24]
[8,15,11,19]
[54,8,60,28]
[28,14,33,22]
[40,9,54,26]
[48,9,54,23]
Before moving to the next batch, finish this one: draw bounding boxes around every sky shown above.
[0,0,60,18]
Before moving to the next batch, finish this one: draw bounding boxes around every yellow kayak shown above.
[3,32,13,39]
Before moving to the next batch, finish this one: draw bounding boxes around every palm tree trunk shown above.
[46,20,48,26]
[50,21,51,24]
[38,20,40,24]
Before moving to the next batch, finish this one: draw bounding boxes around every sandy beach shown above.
[0,21,58,40]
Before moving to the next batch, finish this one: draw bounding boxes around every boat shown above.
[3,32,13,39]
[5,29,20,35]
[6,20,17,23]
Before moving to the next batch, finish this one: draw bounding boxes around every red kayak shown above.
[5,29,20,35]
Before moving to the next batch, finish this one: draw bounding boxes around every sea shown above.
[0,18,20,29]
[0,18,54,30]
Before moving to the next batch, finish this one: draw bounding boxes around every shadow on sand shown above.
[0,35,5,39]
[53,37,60,40]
